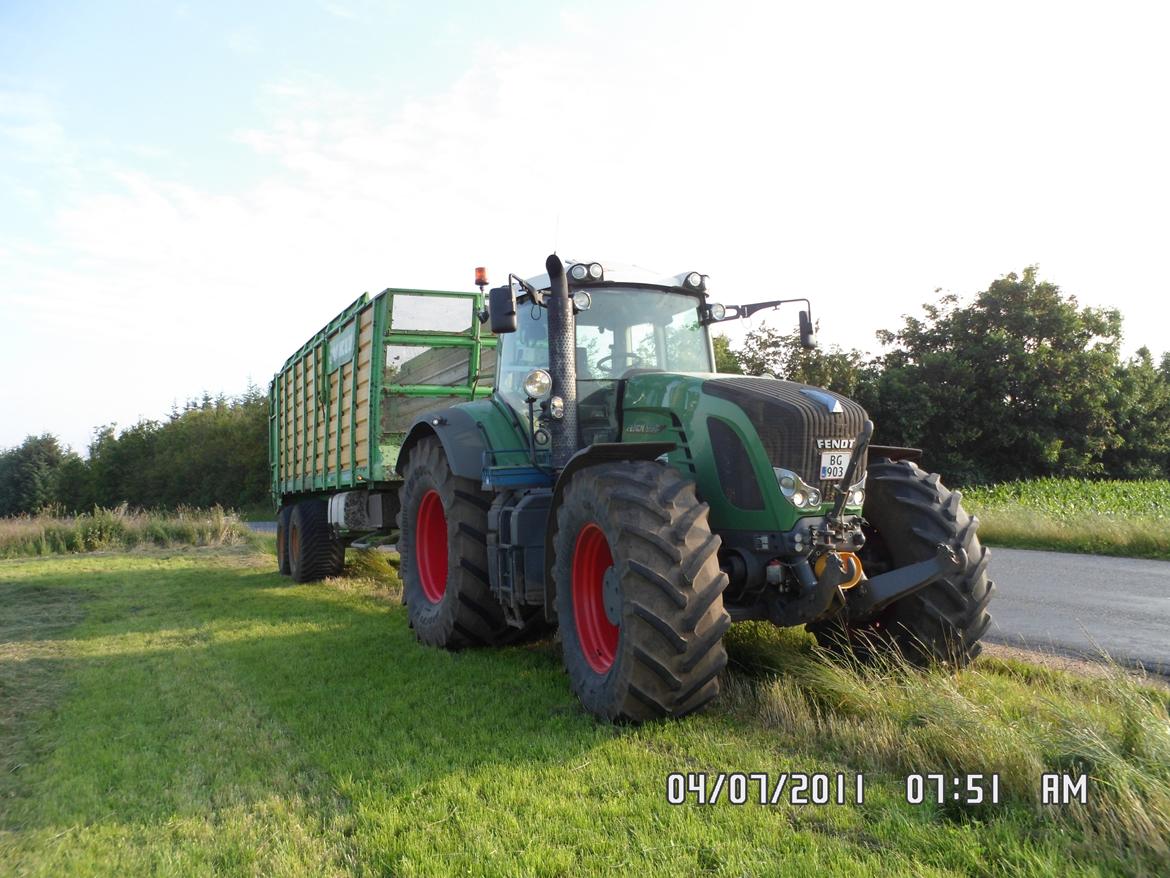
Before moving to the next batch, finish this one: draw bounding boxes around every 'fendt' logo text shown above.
[816,438,856,450]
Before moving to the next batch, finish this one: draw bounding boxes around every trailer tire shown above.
[398,437,525,647]
[552,461,730,722]
[289,499,344,583]
[809,458,994,667]
[276,505,293,575]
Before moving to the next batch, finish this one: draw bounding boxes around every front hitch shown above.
[844,543,967,623]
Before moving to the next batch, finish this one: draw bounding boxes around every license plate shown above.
[819,451,850,480]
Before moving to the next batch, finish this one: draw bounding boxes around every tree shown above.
[730,325,873,397]
[712,334,742,373]
[1102,347,1170,479]
[0,434,68,515]
[866,267,1123,484]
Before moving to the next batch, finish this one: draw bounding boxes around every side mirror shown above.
[488,284,517,334]
[799,310,816,350]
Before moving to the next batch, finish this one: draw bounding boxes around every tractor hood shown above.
[700,376,869,495]
[620,371,869,527]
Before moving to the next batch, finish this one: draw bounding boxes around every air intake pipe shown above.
[545,253,579,468]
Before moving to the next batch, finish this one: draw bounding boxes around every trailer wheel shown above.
[552,461,730,722]
[809,458,994,666]
[276,505,293,575]
[398,437,523,647]
[289,499,344,583]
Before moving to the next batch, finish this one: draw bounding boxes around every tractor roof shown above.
[522,260,701,293]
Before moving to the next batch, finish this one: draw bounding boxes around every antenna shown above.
[554,213,560,254]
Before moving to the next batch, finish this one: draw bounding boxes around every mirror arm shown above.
[510,273,543,307]
[735,297,812,321]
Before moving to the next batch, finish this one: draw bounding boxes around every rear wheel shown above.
[810,458,994,666]
[289,499,344,583]
[398,437,526,647]
[552,461,730,722]
[276,505,293,575]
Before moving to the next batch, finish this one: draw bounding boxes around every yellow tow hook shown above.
[814,551,865,590]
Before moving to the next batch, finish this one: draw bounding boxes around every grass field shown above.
[2,545,1168,876]
[961,478,1170,560]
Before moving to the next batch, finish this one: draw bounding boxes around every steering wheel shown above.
[596,352,645,372]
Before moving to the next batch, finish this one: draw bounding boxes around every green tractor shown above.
[394,254,992,721]
[271,254,994,722]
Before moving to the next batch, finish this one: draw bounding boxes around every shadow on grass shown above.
[1,554,609,837]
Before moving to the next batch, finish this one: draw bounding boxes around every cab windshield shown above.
[495,287,711,414]
[576,288,711,378]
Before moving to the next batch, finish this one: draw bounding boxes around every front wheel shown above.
[552,461,730,722]
[810,458,995,666]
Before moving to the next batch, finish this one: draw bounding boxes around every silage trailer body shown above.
[270,287,496,512]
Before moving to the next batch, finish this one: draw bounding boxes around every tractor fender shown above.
[542,441,676,620]
[396,406,488,481]
[868,444,923,463]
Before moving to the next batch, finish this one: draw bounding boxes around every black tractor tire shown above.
[398,437,541,647]
[276,505,293,576]
[810,458,994,667]
[289,499,344,583]
[552,460,730,722]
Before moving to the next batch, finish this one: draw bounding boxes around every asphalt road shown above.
[985,547,1170,674]
[248,522,1169,672]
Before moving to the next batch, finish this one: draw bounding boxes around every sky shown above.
[2,0,1169,453]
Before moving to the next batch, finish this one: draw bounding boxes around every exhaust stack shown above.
[545,253,579,468]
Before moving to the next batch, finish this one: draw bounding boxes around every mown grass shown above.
[961,478,1170,559]
[2,546,1168,876]
[0,506,255,559]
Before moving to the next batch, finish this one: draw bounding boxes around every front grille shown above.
[703,376,868,496]
[707,417,765,510]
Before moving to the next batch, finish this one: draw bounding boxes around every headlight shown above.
[774,467,824,510]
[570,264,588,281]
[845,473,866,507]
[548,396,565,419]
[523,368,552,399]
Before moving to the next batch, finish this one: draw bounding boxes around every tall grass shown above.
[0,505,254,558]
[961,478,1170,558]
[723,623,1170,859]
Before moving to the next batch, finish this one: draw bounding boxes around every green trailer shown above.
[269,286,499,577]
[269,256,993,722]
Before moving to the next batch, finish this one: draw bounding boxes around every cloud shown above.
[2,0,1169,451]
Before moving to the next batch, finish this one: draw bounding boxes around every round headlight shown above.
[807,489,822,507]
[686,272,702,287]
[791,491,806,507]
[709,303,726,321]
[522,369,552,399]
[588,262,603,279]
[549,396,565,419]
[570,264,588,280]
[851,489,865,506]
[572,290,592,312]
[779,475,795,490]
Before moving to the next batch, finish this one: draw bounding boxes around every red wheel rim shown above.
[572,523,618,673]
[416,490,448,603]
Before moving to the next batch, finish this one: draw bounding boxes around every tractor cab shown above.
[494,262,715,445]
